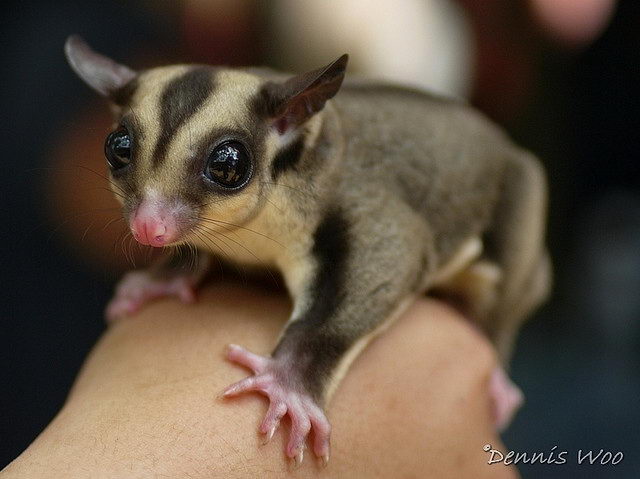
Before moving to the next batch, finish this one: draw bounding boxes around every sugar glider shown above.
[65,35,551,466]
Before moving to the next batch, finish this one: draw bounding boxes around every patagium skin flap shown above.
[64,35,551,465]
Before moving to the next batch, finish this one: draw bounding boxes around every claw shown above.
[293,448,304,468]
[310,413,331,459]
[260,401,286,447]
[262,425,276,445]
[314,439,330,465]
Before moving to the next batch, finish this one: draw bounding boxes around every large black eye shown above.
[105,127,132,170]
[204,141,252,189]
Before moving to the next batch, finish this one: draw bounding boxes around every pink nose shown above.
[130,201,178,247]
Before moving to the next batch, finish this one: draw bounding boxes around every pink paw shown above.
[105,271,197,322]
[222,344,331,466]
[490,366,524,431]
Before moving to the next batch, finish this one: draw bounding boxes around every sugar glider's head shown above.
[64,35,347,248]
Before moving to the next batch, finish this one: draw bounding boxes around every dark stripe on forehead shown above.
[271,137,305,180]
[152,67,215,167]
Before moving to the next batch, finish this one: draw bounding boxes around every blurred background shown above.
[1,0,639,477]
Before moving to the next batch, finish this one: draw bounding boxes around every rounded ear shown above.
[260,54,349,135]
[64,35,136,99]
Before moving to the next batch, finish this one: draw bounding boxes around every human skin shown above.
[1,280,518,478]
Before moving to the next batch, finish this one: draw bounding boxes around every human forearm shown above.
[2,281,517,478]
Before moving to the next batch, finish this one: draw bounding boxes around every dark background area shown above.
[1,1,639,477]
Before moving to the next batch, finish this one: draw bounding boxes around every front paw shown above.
[105,270,197,322]
[222,344,331,467]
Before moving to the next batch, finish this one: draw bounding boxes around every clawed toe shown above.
[226,344,268,373]
[260,401,287,442]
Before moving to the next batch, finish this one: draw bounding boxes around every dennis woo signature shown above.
[483,444,625,466]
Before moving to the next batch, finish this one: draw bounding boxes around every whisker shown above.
[122,233,131,267]
[100,216,124,232]
[195,198,228,209]
[84,186,126,200]
[262,196,284,214]
[192,230,225,276]
[28,165,126,198]
[128,235,137,268]
[118,231,129,265]
[194,217,244,244]
[193,227,238,266]
[128,105,144,129]
[259,180,315,199]
[43,207,121,240]
[192,228,238,276]
[189,243,198,272]
[198,224,278,286]
[70,163,126,196]
[176,244,186,271]
[80,217,99,243]
[194,189,283,211]
[145,242,154,264]
[195,217,286,249]
[111,229,128,257]
[197,225,239,260]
